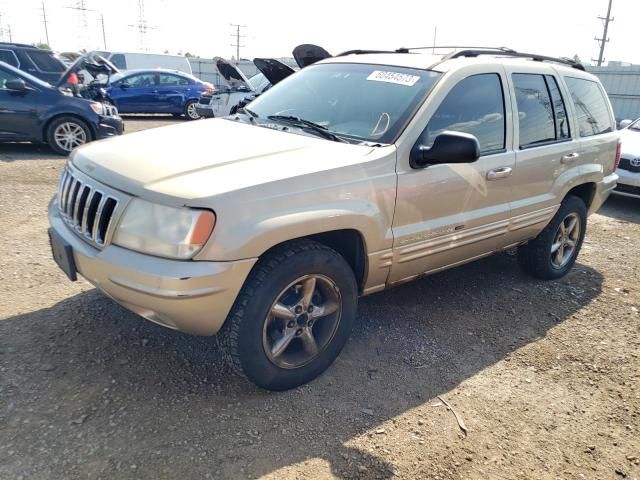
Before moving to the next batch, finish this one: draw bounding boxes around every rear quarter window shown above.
[564,77,613,137]
[26,50,65,73]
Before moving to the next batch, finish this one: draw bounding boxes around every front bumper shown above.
[96,115,124,139]
[195,104,214,118]
[48,198,256,335]
[613,168,640,198]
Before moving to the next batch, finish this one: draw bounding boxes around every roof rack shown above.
[441,48,585,71]
[336,45,585,71]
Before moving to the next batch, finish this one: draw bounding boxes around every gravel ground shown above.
[1,117,639,480]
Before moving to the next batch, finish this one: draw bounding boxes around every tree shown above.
[36,42,51,50]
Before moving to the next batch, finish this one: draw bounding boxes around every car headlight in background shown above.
[89,102,107,115]
[112,198,216,259]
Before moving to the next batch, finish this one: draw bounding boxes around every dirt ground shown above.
[1,116,639,480]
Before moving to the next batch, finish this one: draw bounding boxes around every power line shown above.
[230,23,246,60]
[128,0,156,52]
[593,0,614,66]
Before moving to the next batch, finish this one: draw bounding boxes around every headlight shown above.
[89,102,107,115]
[112,199,216,259]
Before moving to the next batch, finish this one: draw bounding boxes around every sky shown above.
[0,0,638,65]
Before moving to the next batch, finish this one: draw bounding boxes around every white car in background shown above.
[91,51,193,75]
[195,57,294,118]
[614,118,640,198]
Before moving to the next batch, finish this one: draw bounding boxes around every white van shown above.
[91,51,192,75]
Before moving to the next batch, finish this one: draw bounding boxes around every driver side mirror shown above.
[6,78,33,92]
[618,119,633,129]
[410,131,480,169]
[119,82,130,89]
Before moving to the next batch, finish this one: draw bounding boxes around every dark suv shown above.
[0,42,66,84]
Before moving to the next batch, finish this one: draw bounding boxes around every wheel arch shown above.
[565,182,596,209]
[257,229,368,295]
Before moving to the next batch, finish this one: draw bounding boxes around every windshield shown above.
[248,72,268,91]
[247,63,441,143]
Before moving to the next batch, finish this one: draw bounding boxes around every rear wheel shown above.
[184,100,200,120]
[518,195,587,279]
[46,116,91,155]
[218,240,358,391]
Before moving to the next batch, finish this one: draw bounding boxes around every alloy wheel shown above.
[262,274,342,369]
[551,212,581,269]
[53,122,87,152]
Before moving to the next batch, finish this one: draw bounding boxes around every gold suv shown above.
[48,48,619,390]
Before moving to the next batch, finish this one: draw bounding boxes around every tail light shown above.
[614,141,621,172]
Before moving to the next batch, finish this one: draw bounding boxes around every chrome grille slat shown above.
[56,168,120,249]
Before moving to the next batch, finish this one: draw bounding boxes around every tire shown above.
[46,116,92,156]
[218,239,358,391]
[184,100,200,120]
[517,195,587,280]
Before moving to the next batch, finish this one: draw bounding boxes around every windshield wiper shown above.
[267,115,347,143]
[239,107,258,118]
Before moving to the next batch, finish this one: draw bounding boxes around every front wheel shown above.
[219,240,358,391]
[46,116,91,155]
[517,195,587,279]
[184,100,200,120]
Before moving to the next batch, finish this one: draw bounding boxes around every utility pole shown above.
[594,0,614,66]
[128,0,156,52]
[41,0,51,46]
[7,24,12,42]
[100,14,106,50]
[432,26,437,54]
[229,23,246,60]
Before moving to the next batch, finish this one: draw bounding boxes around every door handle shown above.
[561,152,580,164]
[486,166,513,180]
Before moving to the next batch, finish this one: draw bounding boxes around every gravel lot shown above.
[1,116,639,480]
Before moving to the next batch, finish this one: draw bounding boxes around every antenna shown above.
[593,0,614,66]
[229,23,246,60]
[41,1,51,46]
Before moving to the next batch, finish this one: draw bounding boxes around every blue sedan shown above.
[106,69,214,120]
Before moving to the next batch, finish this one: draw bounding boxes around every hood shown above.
[71,119,377,203]
[292,44,332,68]
[57,52,119,87]
[619,128,640,158]
[215,58,252,91]
[253,58,295,86]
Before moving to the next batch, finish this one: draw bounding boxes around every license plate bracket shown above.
[48,227,77,281]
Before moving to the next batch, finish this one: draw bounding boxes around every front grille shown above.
[57,168,119,248]
[619,157,640,173]
[615,184,640,197]
[104,104,119,116]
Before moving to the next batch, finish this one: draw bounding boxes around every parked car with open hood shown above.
[105,69,214,119]
[0,42,66,84]
[48,47,618,390]
[0,60,122,154]
[194,57,295,118]
[613,117,640,198]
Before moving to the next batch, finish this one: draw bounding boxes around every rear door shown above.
[390,69,515,283]
[156,73,190,113]
[503,66,581,244]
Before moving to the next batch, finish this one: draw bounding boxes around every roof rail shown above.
[442,48,585,71]
[337,49,401,57]
[395,46,516,54]
[0,41,39,49]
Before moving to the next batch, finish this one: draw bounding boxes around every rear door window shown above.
[423,73,506,155]
[512,74,557,148]
[564,77,613,137]
[545,75,570,140]
[158,73,190,86]
[25,50,65,73]
[0,49,19,68]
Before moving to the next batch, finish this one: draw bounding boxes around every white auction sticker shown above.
[367,70,420,87]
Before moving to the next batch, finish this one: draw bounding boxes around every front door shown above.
[0,67,42,140]
[110,73,158,114]
[390,71,515,283]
